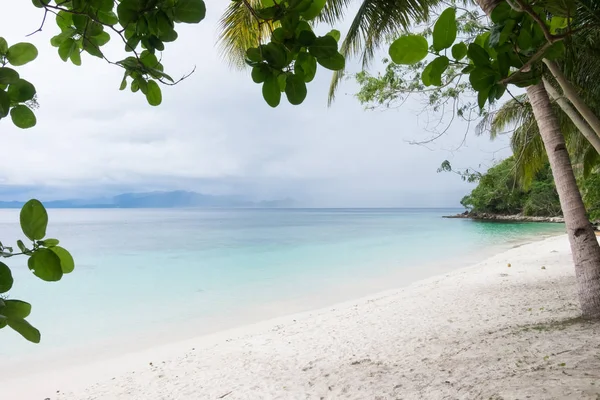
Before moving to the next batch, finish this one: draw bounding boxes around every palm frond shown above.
[327,0,441,104]
[217,0,275,70]
[475,94,529,139]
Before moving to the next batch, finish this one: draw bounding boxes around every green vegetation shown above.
[456,157,559,216]
[452,156,600,220]
[0,200,73,343]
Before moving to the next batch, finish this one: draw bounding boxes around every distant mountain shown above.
[0,191,295,209]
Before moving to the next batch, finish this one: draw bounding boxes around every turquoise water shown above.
[0,208,565,359]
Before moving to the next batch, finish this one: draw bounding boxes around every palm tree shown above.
[218,0,600,318]
[475,0,600,318]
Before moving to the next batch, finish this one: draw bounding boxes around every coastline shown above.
[5,233,600,399]
[443,211,565,223]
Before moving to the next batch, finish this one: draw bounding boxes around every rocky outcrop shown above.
[443,211,565,223]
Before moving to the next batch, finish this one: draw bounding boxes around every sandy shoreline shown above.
[4,234,600,399]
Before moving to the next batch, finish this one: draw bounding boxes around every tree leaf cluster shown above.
[245,0,345,107]
[0,200,75,343]
[388,2,573,109]
[0,38,38,128]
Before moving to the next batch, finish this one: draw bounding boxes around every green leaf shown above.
[6,43,38,66]
[1,300,31,319]
[146,14,158,36]
[467,43,490,67]
[488,25,502,48]
[474,32,489,48]
[0,315,6,329]
[159,29,178,43]
[119,76,128,90]
[544,41,565,60]
[97,10,119,25]
[17,239,30,254]
[56,11,74,31]
[494,83,506,100]
[326,29,341,42]
[295,52,317,82]
[28,249,63,282]
[316,52,345,71]
[262,75,281,108]
[0,68,19,85]
[58,38,76,62]
[497,52,510,78]
[72,14,89,32]
[92,32,111,47]
[39,238,59,247]
[550,16,568,34]
[83,39,104,58]
[421,56,449,87]
[451,43,467,61]
[174,0,206,24]
[389,35,428,65]
[8,79,36,102]
[469,66,498,91]
[145,80,162,106]
[298,30,316,46]
[157,12,174,36]
[517,27,533,53]
[308,36,338,59]
[50,246,75,274]
[136,77,148,95]
[499,20,516,47]
[277,73,287,92]
[300,0,326,20]
[432,8,457,52]
[251,64,270,83]
[87,21,104,37]
[491,2,511,23]
[0,262,13,293]
[477,86,490,109]
[70,48,82,66]
[10,106,36,129]
[285,74,307,105]
[51,28,76,48]
[272,28,288,43]
[246,47,262,63]
[0,90,9,118]
[7,318,40,343]
[140,50,159,68]
[117,0,143,26]
[20,199,48,241]
[262,43,288,69]
[0,37,8,54]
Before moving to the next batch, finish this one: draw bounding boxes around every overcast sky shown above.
[0,1,512,207]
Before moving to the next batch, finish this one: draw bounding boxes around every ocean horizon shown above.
[1,208,565,363]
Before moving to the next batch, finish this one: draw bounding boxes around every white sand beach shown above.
[4,234,600,399]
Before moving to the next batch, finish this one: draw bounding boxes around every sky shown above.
[0,1,512,207]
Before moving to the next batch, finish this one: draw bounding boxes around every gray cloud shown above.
[0,1,511,206]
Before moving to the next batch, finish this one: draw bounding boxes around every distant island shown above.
[0,191,295,209]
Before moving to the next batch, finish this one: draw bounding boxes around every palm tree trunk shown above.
[544,59,600,138]
[477,0,600,318]
[527,82,600,319]
[543,78,600,155]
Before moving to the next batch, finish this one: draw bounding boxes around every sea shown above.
[0,208,565,363]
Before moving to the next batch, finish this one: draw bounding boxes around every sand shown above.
[4,234,600,400]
